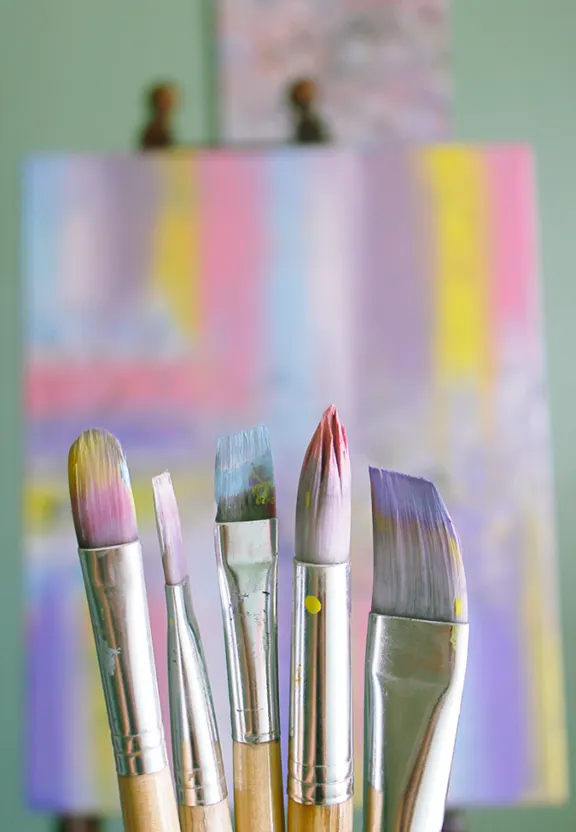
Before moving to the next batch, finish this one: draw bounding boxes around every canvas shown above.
[217,0,452,143]
[24,148,567,814]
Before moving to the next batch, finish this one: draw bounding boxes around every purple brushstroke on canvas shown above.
[27,569,69,811]
[360,151,431,382]
[454,498,530,800]
[28,417,198,461]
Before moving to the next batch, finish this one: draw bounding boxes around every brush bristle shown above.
[369,467,467,623]
[214,425,276,523]
[152,471,187,585]
[68,429,138,550]
[295,405,351,565]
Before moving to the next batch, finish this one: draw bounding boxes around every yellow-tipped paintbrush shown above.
[68,429,180,832]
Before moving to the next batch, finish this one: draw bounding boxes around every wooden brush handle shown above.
[233,740,285,832]
[178,798,233,831]
[362,785,382,832]
[117,765,180,831]
[287,798,353,832]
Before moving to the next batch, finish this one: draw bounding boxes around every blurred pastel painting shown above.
[24,148,567,815]
[218,0,452,142]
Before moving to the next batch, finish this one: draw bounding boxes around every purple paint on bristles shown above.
[152,472,187,585]
[369,466,467,623]
[369,466,455,532]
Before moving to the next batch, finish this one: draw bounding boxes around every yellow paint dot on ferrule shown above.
[305,595,322,615]
[169,618,174,627]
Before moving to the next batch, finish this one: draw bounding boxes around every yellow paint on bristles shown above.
[305,595,322,615]
[68,429,132,497]
[305,490,311,509]
[454,598,463,618]
[250,467,274,506]
[449,536,462,564]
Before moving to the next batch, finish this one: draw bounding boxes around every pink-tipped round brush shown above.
[288,405,354,832]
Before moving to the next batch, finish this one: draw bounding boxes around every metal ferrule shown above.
[79,542,167,776]
[165,581,227,806]
[214,518,280,744]
[364,613,469,831]
[288,560,353,806]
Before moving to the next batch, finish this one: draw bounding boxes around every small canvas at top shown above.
[217,0,452,143]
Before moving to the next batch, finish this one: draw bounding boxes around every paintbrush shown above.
[288,405,354,832]
[214,426,285,832]
[68,429,180,832]
[363,468,469,832]
[152,471,232,832]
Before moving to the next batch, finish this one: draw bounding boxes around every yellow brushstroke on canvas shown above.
[25,482,65,530]
[418,148,493,451]
[420,148,492,382]
[152,157,200,339]
[521,513,568,802]
[26,472,214,534]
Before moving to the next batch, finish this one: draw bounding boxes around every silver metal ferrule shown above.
[288,560,353,806]
[79,542,167,776]
[214,518,280,744]
[364,613,469,831]
[165,581,227,806]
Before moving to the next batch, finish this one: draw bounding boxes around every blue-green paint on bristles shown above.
[214,425,276,523]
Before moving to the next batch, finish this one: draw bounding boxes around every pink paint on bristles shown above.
[152,472,187,586]
[295,405,351,565]
[68,428,138,550]
[302,404,349,484]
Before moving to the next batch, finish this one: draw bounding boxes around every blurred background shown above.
[2,1,576,830]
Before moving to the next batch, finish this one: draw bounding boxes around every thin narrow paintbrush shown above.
[363,469,469,832]
[214,426,284,832]
[68,430,179,832]
[288,405,354,832]
[152,472,232,832]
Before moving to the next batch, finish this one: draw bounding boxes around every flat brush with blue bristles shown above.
[363,468,469,832]
[214,426,284,832]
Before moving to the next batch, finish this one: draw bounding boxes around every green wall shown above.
[1,0,574,828]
